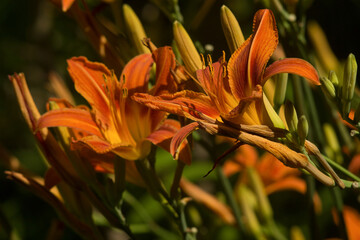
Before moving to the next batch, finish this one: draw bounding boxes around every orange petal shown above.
[147,119,192,165]
[228,9,278,99]
[263,58,320,85]
[248,9,278,87]
[133,91,220,122]
[67,56,112,127]
[62,0,76,11]
[37,108,102,137]
[152,47,177,95]
[343,206,360,240]
[170,122,199,164]
[265,177,306,195]
[348,154,360,175]
[180,178,235,225]
[122,53,153,96]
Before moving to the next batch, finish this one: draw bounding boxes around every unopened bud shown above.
[342,53,357,101]
[320,76,336,98]
[323,123,343,164]
[220,5,245,53]
[123,4,149,54]
[297,115,308,146]
[290,226,306,240]
[285,101,298,132]
[173,21,202,76]
[328,70,339,86]
[273,73,288,107]
[263,94,286,129]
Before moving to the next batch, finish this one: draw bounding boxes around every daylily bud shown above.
[123,4,149,54]
[342,53,357,101]
[173,21,202,76]
[220,5,245,53]
[290,226,306,240]
[340,54,357,117]
[273,73,288,107]
[297,115,308,146]
[320,76,336,98]
[247,168,273,221]
[285,101,298,132]
[328,70,339,86]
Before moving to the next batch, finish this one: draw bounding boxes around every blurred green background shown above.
[1,0,360,239]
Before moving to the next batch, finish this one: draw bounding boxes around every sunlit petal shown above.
[263,58,320,85]
[37,108,102,137]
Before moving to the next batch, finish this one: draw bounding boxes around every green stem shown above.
[123,192,180,239]
[179,200,197,240]
[323,155,360,182]
[216,167,246,236]
[171,161,186,199]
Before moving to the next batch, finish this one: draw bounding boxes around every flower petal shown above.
[170,122,199,164]
[180,178,235,225]
[151,46,177,95]
[67,57,112,126]
[265,177,306,195]
[147,119,192,165]
[263,58,320,85]
[133,91,220,122]
[228,9,278,99]
[122,53,153,96]
[37,108,102,137]
[62,0,76,11]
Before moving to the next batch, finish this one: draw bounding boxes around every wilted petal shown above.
[133,91,220,122]
[147,119,192,165]
[263,58,320,85]
[37,108,102,137]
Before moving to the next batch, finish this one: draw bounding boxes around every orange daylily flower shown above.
[223,144,306,195]
[133,9,319,150]
[37,47,191,164]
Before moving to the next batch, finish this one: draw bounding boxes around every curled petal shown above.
[147,119,192,165]
[263,58,320,85]
[133,91,220,122]
[170,122,199,164]
[37,108,102,137]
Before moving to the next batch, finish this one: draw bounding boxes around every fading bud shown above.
[123,4,149,54]
[173,21,202,76]
[273,73,288,107]
[320,76,336,98]
[285,101,298,132]
[297,115,308,146]
[328,70,339,86]
[341,53,357,101]
[220,5,245,53]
